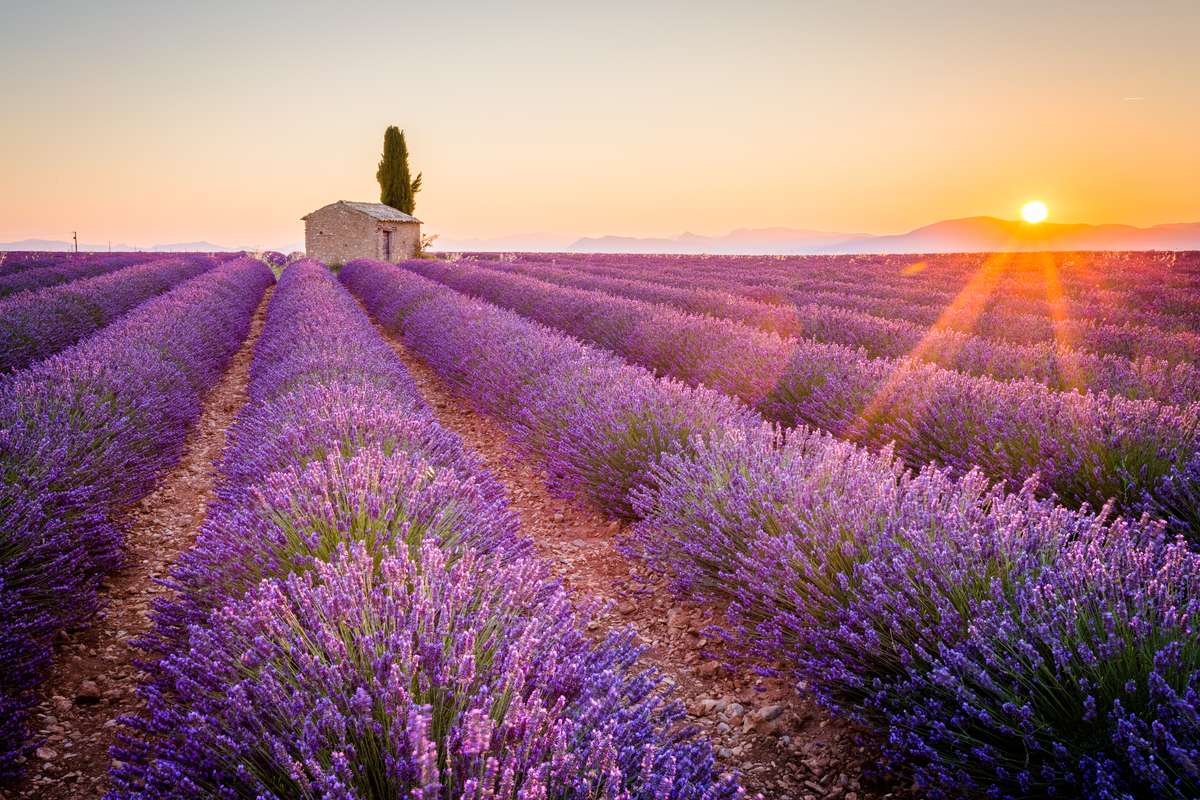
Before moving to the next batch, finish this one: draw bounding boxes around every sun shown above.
[1021,200,1049,224]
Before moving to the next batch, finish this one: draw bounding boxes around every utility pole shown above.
[72,231,78,253]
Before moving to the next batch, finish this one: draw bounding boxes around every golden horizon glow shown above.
[1021,201,1050,224]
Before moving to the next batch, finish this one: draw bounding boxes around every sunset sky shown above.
[2,0,1199,249]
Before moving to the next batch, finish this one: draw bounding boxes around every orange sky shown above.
[2,1,1198,249]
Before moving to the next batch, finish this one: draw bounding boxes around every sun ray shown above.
[847,251,1015,444]
[1036,251,1084,391]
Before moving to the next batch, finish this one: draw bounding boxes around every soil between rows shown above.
[6,290,272,800]
[376,325,910,800]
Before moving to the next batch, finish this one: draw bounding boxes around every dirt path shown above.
[7,290,272,800]
[379,329,908,800]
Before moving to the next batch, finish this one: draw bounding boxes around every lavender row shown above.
[0,252,159,298]
[762,273,1200,346]
[508,250,1200,295]
[497,251,1200,333]
[475,259,1200,404]
[0,251,75,276]
[0,257,272,780]
[801,284,1200,363]
[496,252,1200,357]
[661,257,1200,333]
[406,259,1199,523]
[111,260,744,800]
[488,253,1200,365]
[0,254,224,372]
[783,270,1200,332]
[342,259,1200,799]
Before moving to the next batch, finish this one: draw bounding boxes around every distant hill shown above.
[570,227,865,255]
[826,217,1200,254]
[0,239,111,252]
[567,218,1200,255]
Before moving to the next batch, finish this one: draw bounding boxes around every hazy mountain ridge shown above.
[569,227,867,254]
[826,217,1200,254]
[568,218,1200,255]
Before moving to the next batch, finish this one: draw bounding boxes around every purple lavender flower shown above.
[397,258,1199,526]
[0,254,226,372]
[114,543,743,799]
[0,252,153,298]
[116,261,744,799]
[0,257,273,779]
[474,258,1200,404]
[342,257,1200,800]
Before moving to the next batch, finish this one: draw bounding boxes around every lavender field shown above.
[2,250,1198,799]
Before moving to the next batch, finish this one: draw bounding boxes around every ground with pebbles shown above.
[379,326,912,800]
[5,291,271,800]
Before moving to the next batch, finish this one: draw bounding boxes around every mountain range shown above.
[566,218,1200,255]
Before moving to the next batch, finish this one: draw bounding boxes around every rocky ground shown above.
[381,330,913,800]
[4,292,271,800]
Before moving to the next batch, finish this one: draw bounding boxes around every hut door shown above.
[382,229,393,261]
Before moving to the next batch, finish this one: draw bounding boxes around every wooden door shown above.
[382,229,393,261]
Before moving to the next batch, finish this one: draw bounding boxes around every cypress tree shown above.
[376,126,422,214]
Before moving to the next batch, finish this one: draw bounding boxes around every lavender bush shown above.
[342,259,1200,799]
[0,257,272,779]
[403,259,1199,521]
[115,260,745,799]
[341,260,760,519]
[483,258,1200,404]
[0,254,222,372]
[487,252,1200,365]
[116,543,741,800]
[0,252,151,297]
[632,425,1200,797]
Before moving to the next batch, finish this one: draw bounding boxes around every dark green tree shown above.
[376,126,422,214]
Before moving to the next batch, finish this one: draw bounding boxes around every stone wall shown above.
[381,222,421,261]
[305,206,421,263]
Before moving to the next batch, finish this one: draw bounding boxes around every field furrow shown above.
[10,287,271,799]
[0,258,273,777]
[377,325,905,799]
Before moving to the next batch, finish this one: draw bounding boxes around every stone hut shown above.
[302,201,422,264]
